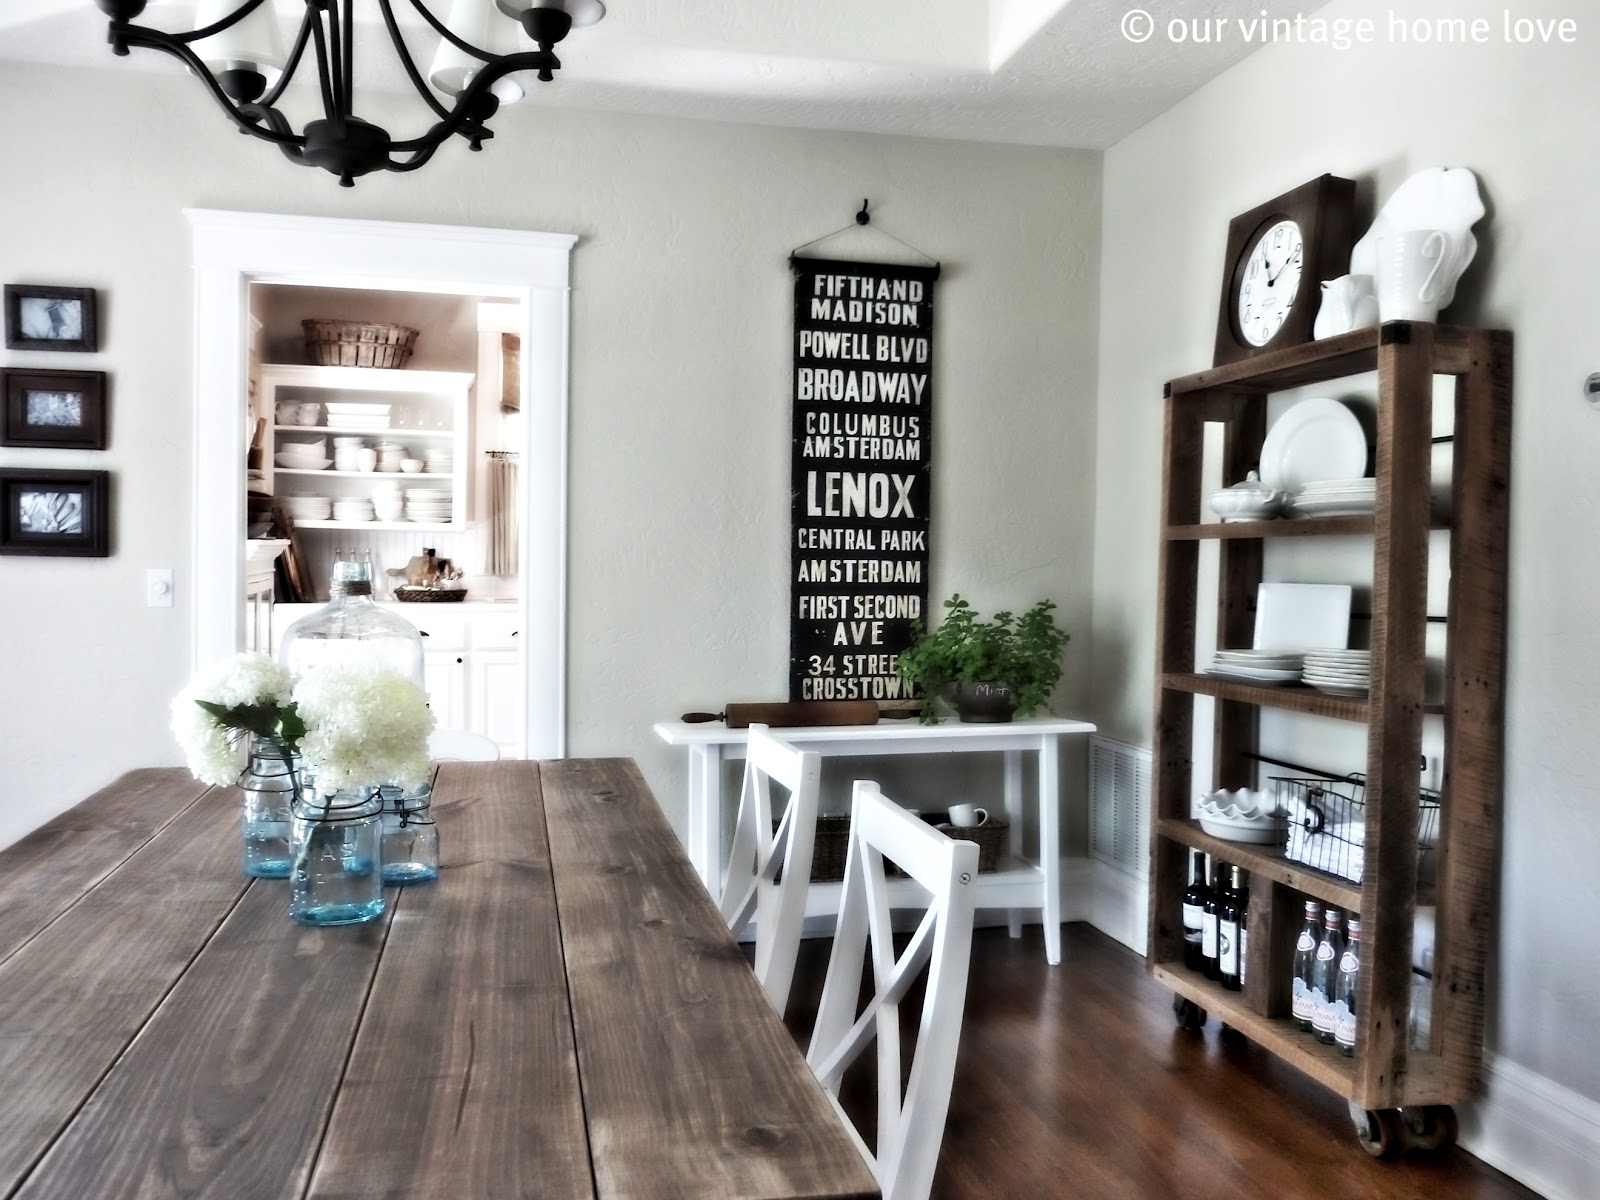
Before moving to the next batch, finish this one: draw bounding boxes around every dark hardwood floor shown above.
[782,923,1541,1200]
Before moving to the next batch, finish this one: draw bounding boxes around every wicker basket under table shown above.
[801,814,1008,881]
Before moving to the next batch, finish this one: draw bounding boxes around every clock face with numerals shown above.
[1236,218,1304,347]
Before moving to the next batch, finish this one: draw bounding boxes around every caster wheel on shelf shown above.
[1350,1103,1407,1159]
[1172,994,1207,1032]
[1403,1105,1459,1152]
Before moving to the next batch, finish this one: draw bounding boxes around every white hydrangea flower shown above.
[293,661,435,793]
[170,652,296,786]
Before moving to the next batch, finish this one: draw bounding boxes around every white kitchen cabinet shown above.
[260,364,474,531]
[471,650,525,759]
[423,650,468,732]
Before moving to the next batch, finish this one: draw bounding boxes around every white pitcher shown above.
[1313,274,1379,339]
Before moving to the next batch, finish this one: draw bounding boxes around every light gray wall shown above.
[0,61,1102,855]
[1091,0,1598,1102]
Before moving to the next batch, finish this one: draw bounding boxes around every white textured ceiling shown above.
[0,0,1323,149]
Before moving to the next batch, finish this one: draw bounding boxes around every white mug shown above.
[1375,230,1452,322]
[948,803,988,828]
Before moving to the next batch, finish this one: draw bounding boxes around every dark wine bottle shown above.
[1290,899,1322,1031]
[1182,849,1209,972]
[1219,865,1245,991]
[1202,856,1223,981]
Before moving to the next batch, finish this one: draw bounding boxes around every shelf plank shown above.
[275,469,452,479]
[1152,962,1357,1095]
[1167,516,1375,540]
[277,426,456,439]
[1157,819,1362,912]
[288,520,460,532]
[1164,324,1477,396]
[1161,673,1367,721]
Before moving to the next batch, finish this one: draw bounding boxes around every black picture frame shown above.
[1,369,108,449]
[0,468,111,557]
[4,285,99,353]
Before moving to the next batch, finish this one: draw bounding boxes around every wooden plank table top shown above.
[0,761,877,1200]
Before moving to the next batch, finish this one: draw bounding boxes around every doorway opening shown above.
[187,209,575,758]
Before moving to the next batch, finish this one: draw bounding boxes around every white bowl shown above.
[400,459,424,473]
[275,453,331,470]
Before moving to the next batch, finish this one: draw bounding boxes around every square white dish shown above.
[1253,582,1353,653]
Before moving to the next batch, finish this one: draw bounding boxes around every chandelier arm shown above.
[342,0,356,121]
[106,21,307,149]
[376,0,452,121]
[382,50,549,151]
[242,102,313,167]
[405,0,498,66]
[258,10,315,110]
[152,0,275,45]
[306,7,343,125]
[321,0,348,119]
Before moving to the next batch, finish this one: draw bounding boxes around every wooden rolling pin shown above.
[680,700,880,729]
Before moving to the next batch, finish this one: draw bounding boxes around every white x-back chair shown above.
[718,724,821,1017]
[806,780,979,1200]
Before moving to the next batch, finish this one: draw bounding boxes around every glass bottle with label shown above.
[1219,865,1246,991]
[1334,917,1361,1056]
[1291,900,1322,1031]
[1202,856,1223,981]
[1311,907,1345,1045]
[1182,849,1209,972]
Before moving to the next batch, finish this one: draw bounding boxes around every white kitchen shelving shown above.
[259,364,474,531]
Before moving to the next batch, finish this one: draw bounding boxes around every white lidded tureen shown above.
[1208,470,1283,523]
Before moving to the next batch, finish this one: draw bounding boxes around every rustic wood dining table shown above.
[0,759,879,1200]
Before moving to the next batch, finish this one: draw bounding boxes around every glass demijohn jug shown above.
[278,548,425,687]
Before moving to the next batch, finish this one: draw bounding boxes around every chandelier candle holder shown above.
[95,0,605,187]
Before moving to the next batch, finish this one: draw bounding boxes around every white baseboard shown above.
[1073,856,1147,955]
[1458,1054,1600,1200]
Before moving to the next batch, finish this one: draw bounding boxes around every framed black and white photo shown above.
[4,285,99,353]
[2,369,107,449]
[0,468,110,557]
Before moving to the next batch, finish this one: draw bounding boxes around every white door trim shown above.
[185,208,574,758]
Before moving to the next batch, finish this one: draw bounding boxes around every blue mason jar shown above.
[380,784,440,884]
[289,788,385,926]
[240,735,299,879]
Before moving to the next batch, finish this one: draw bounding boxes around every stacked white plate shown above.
[424,448,453,476]
[324,402,391,432]
[405,487,452,523]
[331,497,376,523]
[1286,478,1376,518]
[1302,648,1371,696]
[1205,648,1304,686]
[279,494,332,522]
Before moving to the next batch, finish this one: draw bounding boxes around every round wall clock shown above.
[1214,175,1357,366]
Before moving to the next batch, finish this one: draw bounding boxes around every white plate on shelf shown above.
[1205,665,1302,685]
[1258,398,1367,492]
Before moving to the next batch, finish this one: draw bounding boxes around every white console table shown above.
[652,715,1097,965]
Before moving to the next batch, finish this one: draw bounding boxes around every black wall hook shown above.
[855,199,870,225]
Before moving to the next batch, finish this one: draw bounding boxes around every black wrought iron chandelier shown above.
[96,0,604,187]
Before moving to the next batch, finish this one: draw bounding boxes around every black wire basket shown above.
[1274,773,1441,885]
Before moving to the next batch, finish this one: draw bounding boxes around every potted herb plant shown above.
[895,594,1069,724]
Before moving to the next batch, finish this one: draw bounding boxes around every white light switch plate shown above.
[146,568,174,608]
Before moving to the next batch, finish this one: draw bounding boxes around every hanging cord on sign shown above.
[789,199,941,274]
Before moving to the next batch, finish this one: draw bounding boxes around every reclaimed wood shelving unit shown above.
[1146,323,1512,1156]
